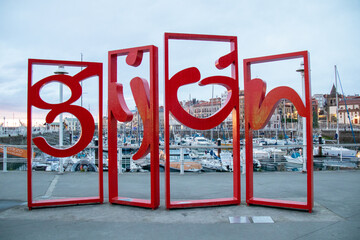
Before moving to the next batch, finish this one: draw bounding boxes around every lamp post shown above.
[296,61,307,172]
[80,53,83,107]
[54,65,68,174]
[210,85,214,142]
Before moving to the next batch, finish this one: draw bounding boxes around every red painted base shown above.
[29,197,102,210]
[248,197,312,212]
[111,197,157,209]
[168,197,240,209]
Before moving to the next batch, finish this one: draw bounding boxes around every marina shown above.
[1,137,359,173]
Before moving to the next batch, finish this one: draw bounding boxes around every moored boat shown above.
[284,151,304,170]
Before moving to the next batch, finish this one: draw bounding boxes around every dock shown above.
[0,170,359,239]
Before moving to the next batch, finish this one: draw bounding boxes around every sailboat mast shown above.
[336,66,357,144]
[335,65,339,144]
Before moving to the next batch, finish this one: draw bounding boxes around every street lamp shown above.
[296,61,307,172]
[54,65,68,174]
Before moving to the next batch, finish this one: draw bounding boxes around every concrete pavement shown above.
[0,171,359,239]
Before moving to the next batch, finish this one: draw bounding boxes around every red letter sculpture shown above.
[164,33,241,209]
[26,33,314,213]
[108,46,159,209]
[27,59,103,209]
[243,51,313,212]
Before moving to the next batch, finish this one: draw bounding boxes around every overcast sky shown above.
[0,0,359,125]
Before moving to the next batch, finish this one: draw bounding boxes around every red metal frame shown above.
[243,51,313,212]
[27,59,103,209]
[164,32,240,209]
[108,45,159,209]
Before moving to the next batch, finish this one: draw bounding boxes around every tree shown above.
[313,111,319,128]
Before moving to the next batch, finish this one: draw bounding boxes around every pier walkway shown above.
[0,171,359,239]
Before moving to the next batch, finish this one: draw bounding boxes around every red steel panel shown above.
[170,198,239,209]
[108,45,159,209]
[32,197,102,208]
[27,59,103,209]
[243,51,313,212]
[248,197,309,210]
[164,32,240,209]
[111,197,151,208]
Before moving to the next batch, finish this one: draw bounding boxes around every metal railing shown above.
[1,142,359,172]
[0,145,28,172]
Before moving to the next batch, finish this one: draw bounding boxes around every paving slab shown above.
[0,170,359,240]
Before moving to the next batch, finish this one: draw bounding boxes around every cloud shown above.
[0,0,359,123]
